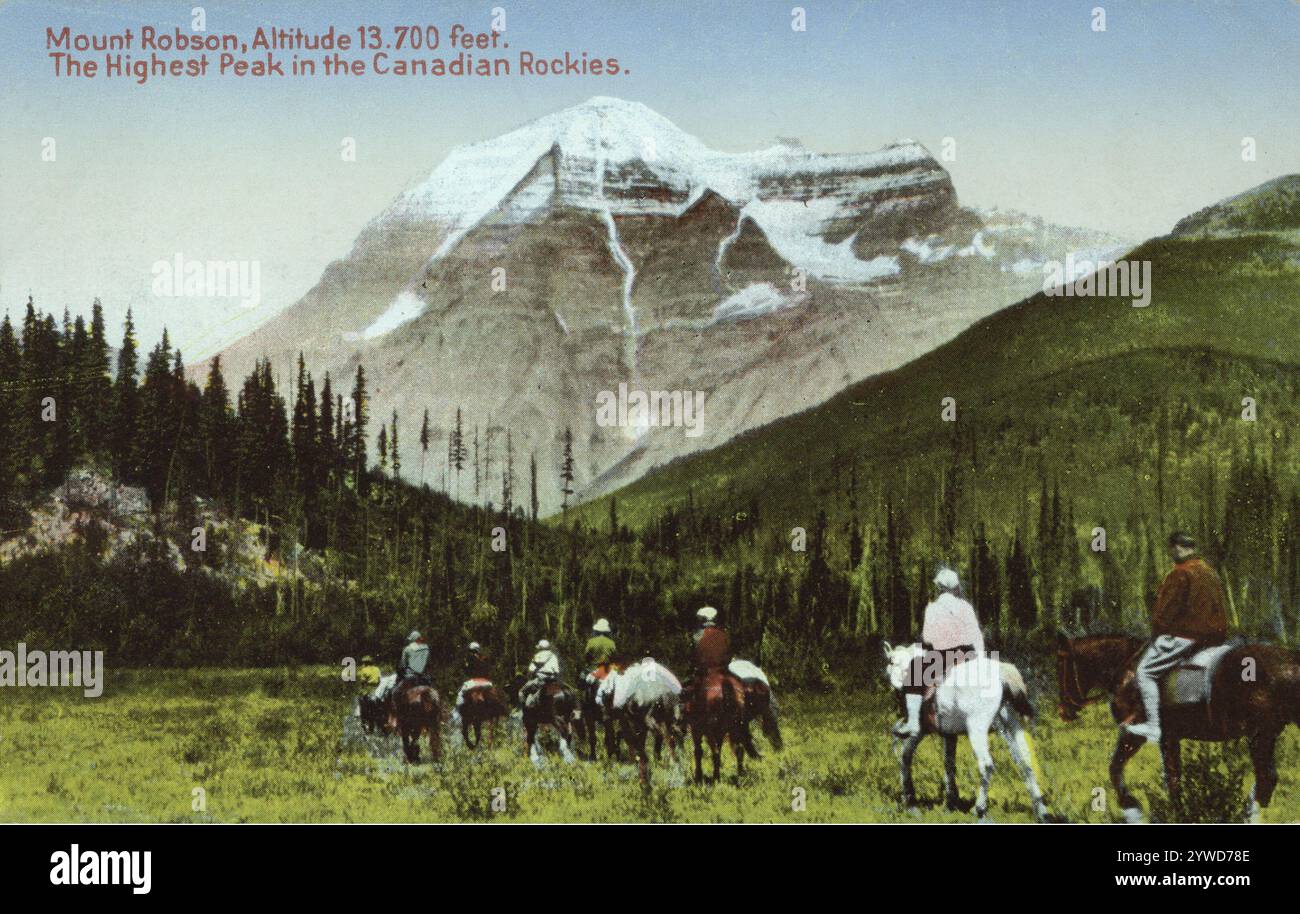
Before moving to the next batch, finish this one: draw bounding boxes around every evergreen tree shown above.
[111,308,140,482]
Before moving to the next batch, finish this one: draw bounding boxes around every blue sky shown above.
[2,0,1298,358]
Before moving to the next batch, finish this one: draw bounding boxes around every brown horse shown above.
[522,681,579,766]
[1057,633,1300,822]
[599,666,682,787]
[459,682,509,749]
[682,670,746,783]
[737,678,783,758]
[389,681,443,763]
[578,664,621,760]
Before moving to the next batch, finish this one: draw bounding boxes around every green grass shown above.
[2,667,1297,823]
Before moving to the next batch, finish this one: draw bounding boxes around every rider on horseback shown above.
[398,630,431,687]
[894,568,984,738]
[1124,532,1228,743]
[584,619,617,682]
[451,641,493,725]
[692,606,730,674]
[519,639,561,709]
[356,655,381,694]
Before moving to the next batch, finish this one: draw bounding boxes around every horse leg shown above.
[1160,734,1182,818]
[1110,731,1146,822]
[693,730,704,784]
[1248,728,1280,823]
[557,719,577,765]
[732,724,745,779]
[636,723,650,789]
[942,734,962,811]
[897,732,922,811]
[710,731,723,784]
[429,720,441,763]
[526,722,544,768]
[967,726,995,822]
[998,709,1052,822]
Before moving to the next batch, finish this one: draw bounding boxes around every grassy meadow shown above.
[2,666,1298,824]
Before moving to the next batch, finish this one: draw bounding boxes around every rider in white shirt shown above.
[895,569,984,737]
[519,639,560,708]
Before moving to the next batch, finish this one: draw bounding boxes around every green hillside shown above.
[574,182,1300,647]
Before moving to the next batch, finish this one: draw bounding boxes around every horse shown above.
[681,668,747,784]
[1056,632,1300,822]
[598,660,682,787]
[358,694,389,735]
[458,680,509,749]
[730,660,783,758]
[578,664,621,760]
[521,680,579,766]
[883,642,1055,822]
[389,680,442,764]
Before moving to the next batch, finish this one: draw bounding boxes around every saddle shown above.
[1160,642,1236,707]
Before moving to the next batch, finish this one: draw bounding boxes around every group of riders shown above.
[358,528,1226,748]
[897,529,1228,744]
[358,605,741,724]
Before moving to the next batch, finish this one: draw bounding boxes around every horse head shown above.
[883,642,922,691]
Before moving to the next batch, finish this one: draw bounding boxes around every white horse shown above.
[882,642,1056,822]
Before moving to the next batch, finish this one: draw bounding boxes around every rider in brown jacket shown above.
[1125,532,1229,742]
[691,606,731,673]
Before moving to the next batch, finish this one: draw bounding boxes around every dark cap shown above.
[1167,531,1197,549]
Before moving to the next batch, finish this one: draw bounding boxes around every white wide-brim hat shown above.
[696,606,718,622]
[592,618,611,634]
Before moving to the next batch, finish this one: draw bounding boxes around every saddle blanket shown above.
[460,677,493,691]
[600,659,682,710]
[1163,643,1235,706]
[728,659,769,686]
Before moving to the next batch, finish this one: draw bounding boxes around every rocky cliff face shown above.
[206,97,1124,512]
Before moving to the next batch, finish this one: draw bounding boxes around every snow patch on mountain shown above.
[364,290,426,340]
[711,283,806,324]
[743,198,901,283]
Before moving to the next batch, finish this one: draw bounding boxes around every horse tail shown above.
[1001,663,1035,721]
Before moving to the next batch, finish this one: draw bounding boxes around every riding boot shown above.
[894,693,922,737]
[1124,672,1163,742]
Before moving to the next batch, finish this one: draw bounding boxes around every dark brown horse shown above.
[737,678,783,758]
[1057,633,1300,821]
[600,670,681,787]
[522,681,579,765]
[389,681,443,763]
[682,670,746,783]
[578,665,621,760]
[459,682,508,749]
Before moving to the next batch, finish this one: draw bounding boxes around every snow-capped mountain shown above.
[208,97,1125,511]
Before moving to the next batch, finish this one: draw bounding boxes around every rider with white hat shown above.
[399,630,430,682]
[691,606,730,675]
[451,640,493,724]
[895,569,984,737]
[584,618,617,681]
[519,638,561,708]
